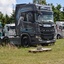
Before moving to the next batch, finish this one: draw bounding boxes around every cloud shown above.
[0,0,16,16]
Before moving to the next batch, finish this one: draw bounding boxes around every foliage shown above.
[10,10,15,23]
[0,12,5,27]
[51,4,64,22]
[41,0,46,4]
[33,0,46,4]
[0,10,15,27]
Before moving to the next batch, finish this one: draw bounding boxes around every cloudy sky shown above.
[0,0,64,16]
[0,0,16,16]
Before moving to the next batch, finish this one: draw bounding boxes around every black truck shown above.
[15,3,56,47]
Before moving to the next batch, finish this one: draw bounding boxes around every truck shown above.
[2,23,15,44]
[4,23,15,37]
[15,3,56,46]
[56,21,64,39]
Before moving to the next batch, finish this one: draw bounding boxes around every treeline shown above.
[0,4,64,26]
[0,10,15,27]
[51,4,64,22]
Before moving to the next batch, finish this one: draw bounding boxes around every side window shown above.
[21,12,27,21]
[27,12,34,22]
[59,26,62,29]
[63,26,64,29]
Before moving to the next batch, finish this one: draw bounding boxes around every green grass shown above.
[0,39,64,64]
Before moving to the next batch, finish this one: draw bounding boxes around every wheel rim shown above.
[22,37,29,47]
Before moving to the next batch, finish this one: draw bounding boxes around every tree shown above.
[41,0,46,4]
[5,14,10,24]
[10,10,15,23]
[0,12,5,27]
[0,9,15,26]
[50,4,63,22]
[33,0,46,4]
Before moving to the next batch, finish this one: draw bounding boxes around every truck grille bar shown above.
[40,26,55,40]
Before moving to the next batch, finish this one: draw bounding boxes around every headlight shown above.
[36,36,41,39]
[36,36,40,38]
[36,36,42,41]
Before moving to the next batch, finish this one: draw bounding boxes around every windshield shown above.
[6,26,15,31]
[37,11,53,22]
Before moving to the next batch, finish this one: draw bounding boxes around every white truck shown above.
[3,23,21,45]
[56,21,64,39]
[4,23,16,37]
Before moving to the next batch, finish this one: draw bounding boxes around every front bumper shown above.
[39,39,56,44]
[35,35,56,43]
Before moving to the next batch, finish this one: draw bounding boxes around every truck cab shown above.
[4,23,16,37]
[15,3,56,46]
[3,23,20,45]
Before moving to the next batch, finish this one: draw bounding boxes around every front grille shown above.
[41,33,54,40]
[40,26,55,40]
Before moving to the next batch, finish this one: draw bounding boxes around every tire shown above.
[3,36,10,45]
[21,36,30,47]
[57,35,61,39]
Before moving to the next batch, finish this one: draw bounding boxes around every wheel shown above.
[41,43,48,46]
[2,36,10,45]
[57,35,61,39]
[21,36,30,47]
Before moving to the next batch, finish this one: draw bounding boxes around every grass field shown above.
[0,39,64,64]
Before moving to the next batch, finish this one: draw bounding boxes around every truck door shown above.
[18,12,39,35]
